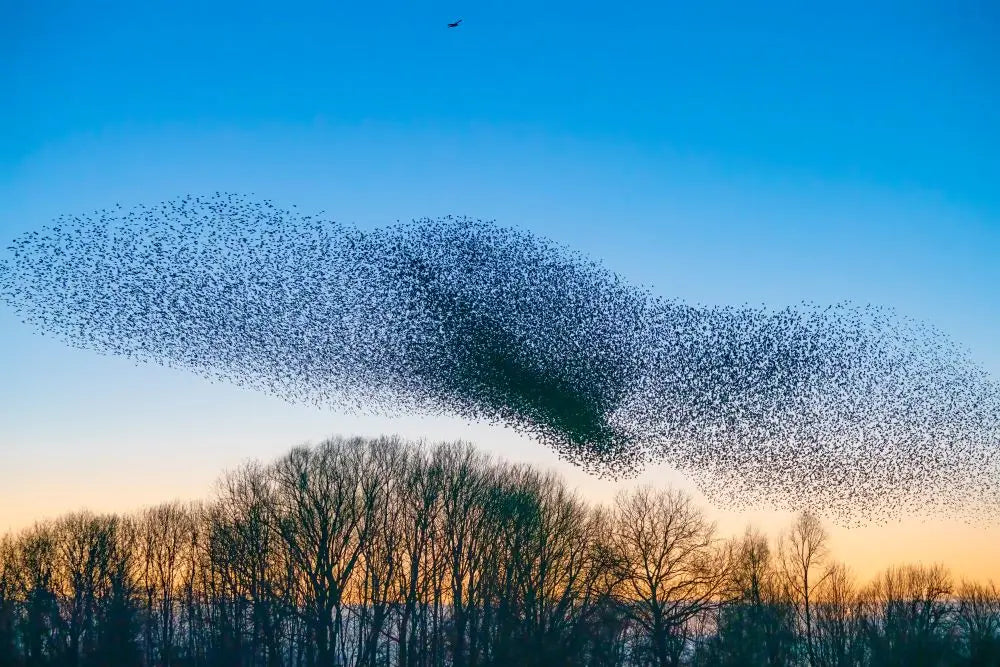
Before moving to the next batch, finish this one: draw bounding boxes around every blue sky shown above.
[4,1,996,196]
[1,1,999,574]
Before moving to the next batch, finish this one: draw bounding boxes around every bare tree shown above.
[55,511,123,666]
[208,461,286,666]
[15,521,62,665]
[392,442,444,667]
[351,436,407,667]
[812,562,864,667]
[435,441,491,667]
[703,527,796,666]
[1,436,997,667]
[506,469,615,665]
[955,580,1000,664]
[0,534,18,665]
[610,487,730,667]
[95,513,143,666]
[138,502,195,667]
[270,437,385,666]
[859,563,955,666]
[778,510,831,665]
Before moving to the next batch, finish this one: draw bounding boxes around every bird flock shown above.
[2,194,998,524]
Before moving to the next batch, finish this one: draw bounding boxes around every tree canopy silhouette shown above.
[0,436,997,666]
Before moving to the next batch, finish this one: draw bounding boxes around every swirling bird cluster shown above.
[2,194,998,524]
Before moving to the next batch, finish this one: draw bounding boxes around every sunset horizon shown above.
[3,428,998,586]
[3,2,998,665]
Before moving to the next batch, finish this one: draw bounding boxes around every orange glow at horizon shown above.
[2,439,996,586]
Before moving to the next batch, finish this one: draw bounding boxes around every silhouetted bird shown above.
[447,19,462,28]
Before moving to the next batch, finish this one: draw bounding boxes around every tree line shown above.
[0,436,997,666]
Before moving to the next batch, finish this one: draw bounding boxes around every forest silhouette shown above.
[0,436,997,667]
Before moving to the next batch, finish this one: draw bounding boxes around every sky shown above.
[1,1,998,581]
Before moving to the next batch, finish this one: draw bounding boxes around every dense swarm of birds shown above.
[2,194,998,524]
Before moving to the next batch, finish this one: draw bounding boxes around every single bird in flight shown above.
[447,19,462,28]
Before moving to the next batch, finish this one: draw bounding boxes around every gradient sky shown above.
[2,1,998,581]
